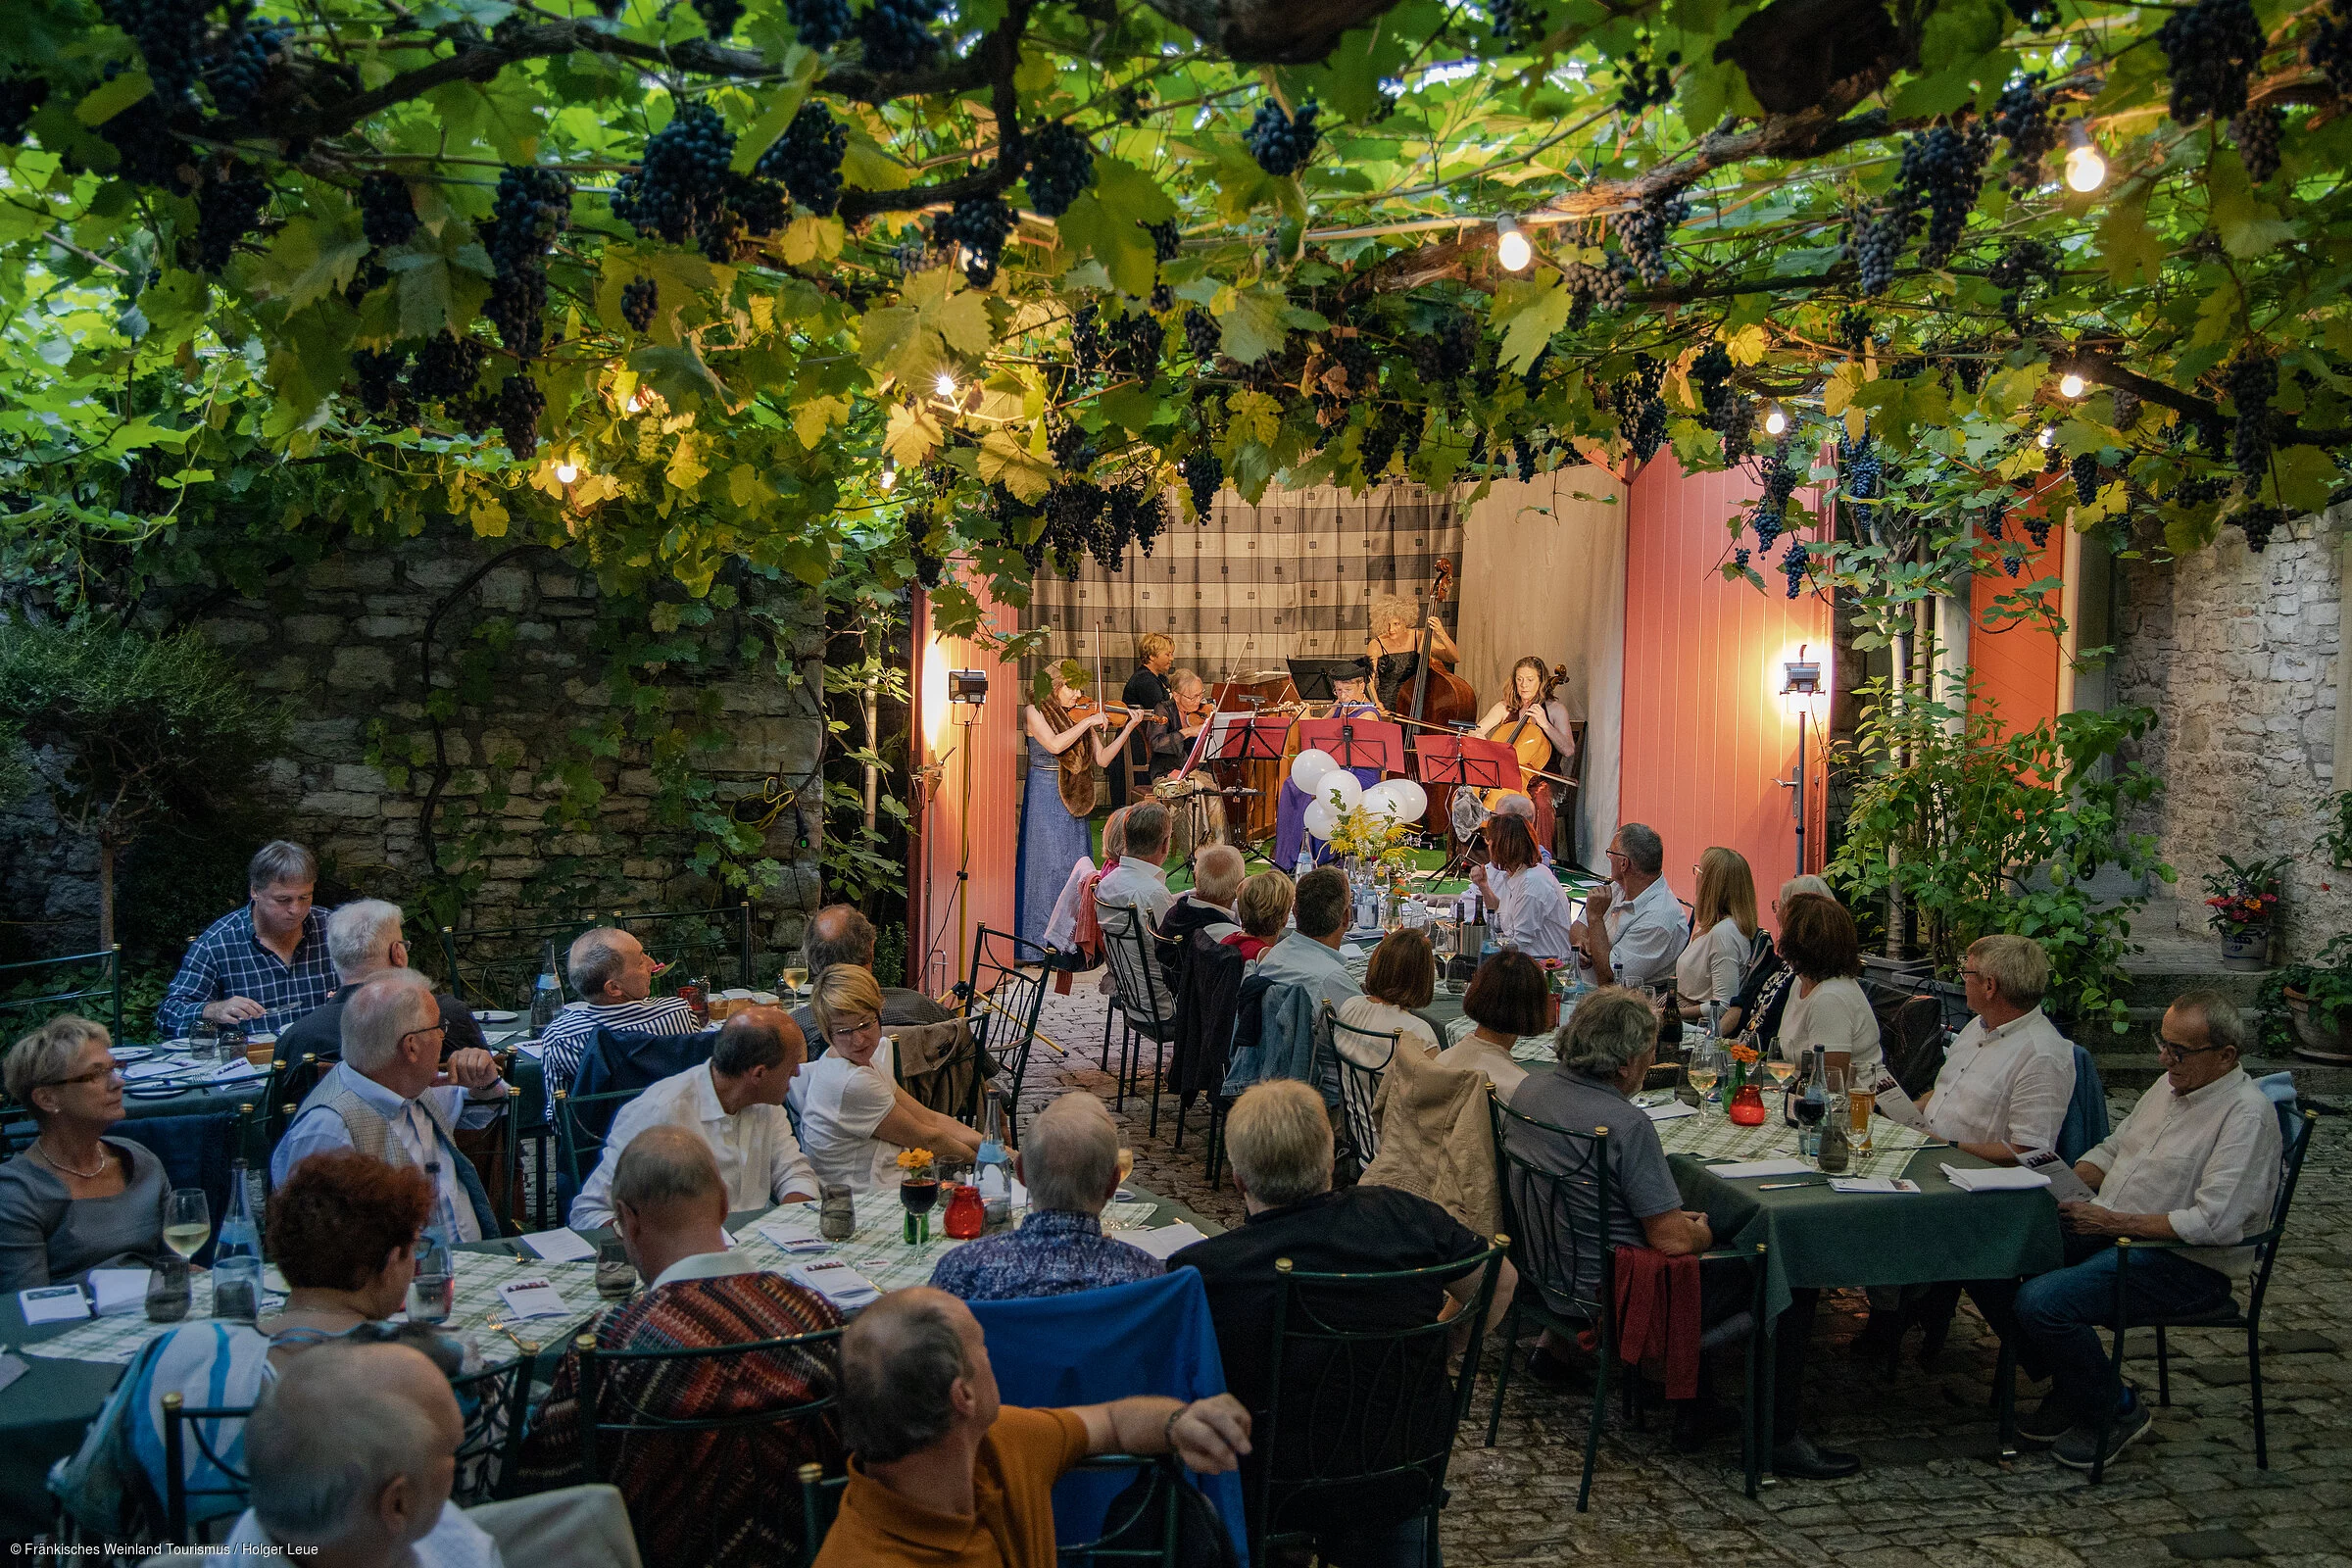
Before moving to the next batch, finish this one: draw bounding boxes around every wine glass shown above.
[781,965,809,996]
[163,1189,211,1261]
[1765,1054,1796,1104]
[1686,1043,1724,1115]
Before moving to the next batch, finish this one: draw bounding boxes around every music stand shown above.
[1298,714,1404,776]
[1285,657,1375,703]
[1412,733,1520,796]
[1216,712,1296,868]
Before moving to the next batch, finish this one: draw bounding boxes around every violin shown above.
[1058,695,1158,726]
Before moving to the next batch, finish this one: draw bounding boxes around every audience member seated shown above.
[1094,800,1175,928]
[1436,952,1544,1103]
[929,1092,1160,1302]
[157,840,336,1039]
[570,1008,817,1229]
[1250,866,1361,1014]
[1486,792,1549,864]
[0,1015,166,1291]
[519,1128,846,1565]
[1170,1080,1491,1565]
[270,972,509,1243]
[1570,823,1689,990]
[223,1342,502,1566]
[262,1150,474,1368]
[1675,848,1758,1019]
[814,1286,1250,1567]
[1770,894,1882,1073]
[789,905,953,1044]
[1472,815,1576,961]
[1155,843,1246,979]
[1507,988,1859,1479]
[537,927,702,1101]
[1719,875,1829,1043]
[1224,871,1294,963]
[794,965,979,1193]
[279,899,488,1063]
[1990,992,2281,1473]
[1336,928,1442,1064]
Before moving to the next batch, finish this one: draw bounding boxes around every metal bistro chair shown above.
[0,946,123,1037]
[1486,1093,1770,1506]
[2002,1103,2321,1484]
[799,1454,1196,1565]
[552,1087,650,1221]
[1321,1003,1398,1174]
[160,1393,252,1545]
[960,924,1051,1138]
[1100,905,1178,1138]
[1253,1241,1508,1567]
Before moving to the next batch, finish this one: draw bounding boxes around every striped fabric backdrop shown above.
[1019,483,1466,684]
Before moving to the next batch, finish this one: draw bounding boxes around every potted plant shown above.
[2203,856,2286,971]
[2261,934,2352,1064]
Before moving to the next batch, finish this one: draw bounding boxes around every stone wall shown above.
[2114,503,2352,962]
[0,530,829,967]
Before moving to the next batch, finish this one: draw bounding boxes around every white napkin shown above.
[1642,1100,1699,1122]
[1940,1163,2052,1193]
[786,1259,882,1313]
[1706,1157,1814,1180]
[518,1229,598,1263]
[496,1277,576,1319]
[88,1268,152,1318]
[1122,1222,1209,1259]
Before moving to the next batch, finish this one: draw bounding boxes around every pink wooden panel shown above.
[908,578,1022,999]
[1618,458,1834,918]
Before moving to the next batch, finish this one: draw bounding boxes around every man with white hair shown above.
[270,971,508,1242]
[225,1340,498,1565]
[1152,841,1244,979]
[1571,821,1689,989]
[536,926,701,1100]
[278,899,488,1063]
[929,1092,1160,1302]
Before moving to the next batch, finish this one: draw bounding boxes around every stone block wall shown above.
[0,531,829,965]
[2114,504,2352,961]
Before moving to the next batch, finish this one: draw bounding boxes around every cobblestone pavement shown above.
[1023,978,2352,1568]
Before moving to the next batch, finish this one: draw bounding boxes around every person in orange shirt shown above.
[814,1287,1251,1567]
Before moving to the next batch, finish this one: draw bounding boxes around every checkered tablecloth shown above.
[21,1251,604,1367]
[739,1191,1162,1295]
[1656,1104,1935,1182]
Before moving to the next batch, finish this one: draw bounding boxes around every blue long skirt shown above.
[1016,760,1094,947]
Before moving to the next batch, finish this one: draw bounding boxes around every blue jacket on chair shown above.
[2054,1044,2111,1163]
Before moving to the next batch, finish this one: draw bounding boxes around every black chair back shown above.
[1320,1004,1397,1169]
[2244,1105,2322,1319]
[161,1392,250,1545]
[1099,905,1174,1040]
[553,1086,653,1209]
[1489,1094,1615,1327]
[0,947,123,1037]
[449,1355,537,1506]
[961,925,1049,1133]
[572,1324,843,1489]
[1255,1241,1508,1556]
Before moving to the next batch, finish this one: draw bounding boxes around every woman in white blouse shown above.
[1470,814,1576,961]
[793,966,979,1192]
[1771,893,1883,1074]
[1676,848,1758,1019]
[1336,930,1444,1064]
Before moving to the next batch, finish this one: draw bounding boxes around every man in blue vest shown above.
[270,970,509,1241]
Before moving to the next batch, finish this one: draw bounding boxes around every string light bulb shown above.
[554,461,580,484]
[879,458,899,492]
[2064,122,2106,193]
[2059,371,2086,399]
[934,370,958,399]
[1763,402,1788,436]
[2037,424,2056,449]
[1494,215,1532,273]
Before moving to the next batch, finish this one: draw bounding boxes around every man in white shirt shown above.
[1094,800,1175,927]
[537,927,703,1102]
[1572,823,1689,988]
[1923,934,2078,1162]
[568,1007,817,1229]
[271,971,509,1243]
[225,1340,505,1567]
[2002,992,2283,1472]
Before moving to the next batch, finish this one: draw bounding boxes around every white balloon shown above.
[1391,779,1430,819]
[1360,782,1405,819]
[1302,800,1339,840]
[1290,748,1338,794]
[1322,770,1365,811]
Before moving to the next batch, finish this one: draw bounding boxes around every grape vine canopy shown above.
[5,0,2352,633]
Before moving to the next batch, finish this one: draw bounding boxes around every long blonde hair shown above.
[1692,847,1759,940]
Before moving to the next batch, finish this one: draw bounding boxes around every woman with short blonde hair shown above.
[0,1015,169,1291]
[1225,872,1295,962]
[801,966,979,1191]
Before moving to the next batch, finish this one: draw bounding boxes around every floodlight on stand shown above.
[2059,371,2086,399]
[2064,122,2106,193]
[1494,215,1533,273]
[1763,401,1788,436]
[1780,644,1823,698]
[1777,642,1824,878]
[947,668,989,719]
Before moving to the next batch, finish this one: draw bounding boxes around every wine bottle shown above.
[212,1161,262,1323]
[527,939,564,1034]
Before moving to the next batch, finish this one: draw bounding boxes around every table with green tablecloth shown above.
[0,1177,1215,1541]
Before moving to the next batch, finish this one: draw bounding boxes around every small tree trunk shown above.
[97,839,117,952]
[861,681,881,837]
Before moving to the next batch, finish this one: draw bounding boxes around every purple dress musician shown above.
[1273,697,1383,870]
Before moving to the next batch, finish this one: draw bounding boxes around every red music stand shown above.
[1412,733,1521,796]
[1212,713,1295,766]
[1297,715,1404,775]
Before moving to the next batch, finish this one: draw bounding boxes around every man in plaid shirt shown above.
[157,841,337,1039]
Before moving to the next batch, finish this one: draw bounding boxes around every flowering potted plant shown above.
[2203,855,2287,971]
[2262,933,2352,1064]
[1323,801,1419,880]
[897,1148,940,1243]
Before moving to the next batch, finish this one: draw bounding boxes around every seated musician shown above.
[1271,668,1383,872]
[1363,593,1459,713]
[1475,659,1574,858]
[1118,632,1180,803]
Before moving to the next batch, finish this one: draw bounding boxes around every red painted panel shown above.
[1967,486,2066,741]
[908,577,1023,999]
[1619,459,1834,917]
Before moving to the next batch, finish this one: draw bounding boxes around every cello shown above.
[1399,561,1477,831]
[1480,662,1570,811]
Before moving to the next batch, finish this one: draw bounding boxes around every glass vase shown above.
[1728,1084,1768,1125]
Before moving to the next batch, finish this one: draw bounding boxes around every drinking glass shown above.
[819,1183,858,1242]
[1765,1055,1795,1102]
[146,1257,191,1323]
[781,965,809,996]
[1115,1147,1136,1185]
[407,1267,454,1324]
[163,1189,211,1262]
[1685,1043,1724,1113]
[596,1240,638,1299]
[1847,1088,1876,1153]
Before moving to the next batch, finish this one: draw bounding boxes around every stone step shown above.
[2085,1051,2352,1103]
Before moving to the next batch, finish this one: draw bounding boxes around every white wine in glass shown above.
[164,1189,211,1260]
[1686,1066,1720,1095]
[1766,1057,1796,1088]
[781,966,809,995]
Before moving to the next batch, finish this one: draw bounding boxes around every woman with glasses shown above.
[0,1014,169,1291]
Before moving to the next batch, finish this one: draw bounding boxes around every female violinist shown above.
[1363,593,1461,713]
[1272,669,1384,870]
[1016,662,1147,947]
[1475,658,1575,859]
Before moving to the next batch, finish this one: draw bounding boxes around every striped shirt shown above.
[536,996,702,1099]
[156,906,335,1039]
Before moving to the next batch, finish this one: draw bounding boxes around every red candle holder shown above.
[1727,1084,1769,1125]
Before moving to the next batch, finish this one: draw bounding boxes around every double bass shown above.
[1400,561,1477,831]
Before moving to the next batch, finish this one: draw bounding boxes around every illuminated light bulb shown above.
[2037,425,2056,449]
[1763,403,1788,436]
[1494,215,1532,273]
[554,462,580,484]
[2059,372,2085,399]
[2064,122,2106,193]
[934,370,958,399]
[880,459,899,492]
